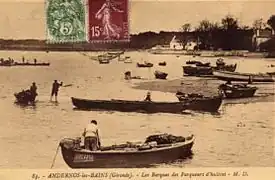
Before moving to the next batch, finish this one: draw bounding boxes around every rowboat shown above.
[182,65,213,76]
[71,96,222,113]
[154,71,168,79]
[183,63,237,76]
[137,62,153,68]
[158,62,167,66]
[175,93,222,111]
[14,90,37,104]
[213,70,275,82]
[186,60,210,67]
[59,134,195,168]
[218,83,258,99]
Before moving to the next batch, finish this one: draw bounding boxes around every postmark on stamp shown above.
[46,0,87,43]
[87,0,130,42]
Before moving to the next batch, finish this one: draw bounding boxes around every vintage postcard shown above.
[0,0,274,179]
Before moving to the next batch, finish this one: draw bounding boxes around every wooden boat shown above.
[14,90,37,104]
[175,92,222,111]
[137,62,153,68]
[71,96,222,113]
[186,60,210,67]
[213,63,237,72]
[154,71,168,80]
[213,70,275,82]
[158,62,166,66]
[218,83,258,98]
[183,65,213,76]
[183,63,237,76]
[14,62,50,66]
[59,134,195,168]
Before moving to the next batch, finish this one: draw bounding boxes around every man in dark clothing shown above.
[144,91,152,101]
[50,80,62,102]
[29,82,37,102]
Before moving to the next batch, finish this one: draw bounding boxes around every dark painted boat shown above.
[213,63,237,72]
[14,62,50,66]
[14,90,37,104]
[71,96,222,113]
[175,92,222,111]
[186,60,210,67]
[213,70,275,82]
[183,63,237,76]
[158,62,167,66]
[137,62,153,68]
[59,134,195,168]
[218,83,258,98]
[183,65,213,76]
[154,71,168,79]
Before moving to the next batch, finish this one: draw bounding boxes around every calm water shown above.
[0,50,274,168]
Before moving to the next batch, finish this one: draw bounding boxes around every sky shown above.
[0,0,274,39]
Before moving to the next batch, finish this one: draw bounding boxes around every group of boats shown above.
[13,52,275,169]
[183,58,237,76]
[0,58,50,67]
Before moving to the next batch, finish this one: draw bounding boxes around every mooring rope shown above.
[50,144,60,169]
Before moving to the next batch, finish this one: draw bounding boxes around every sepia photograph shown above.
[0,0,274,175]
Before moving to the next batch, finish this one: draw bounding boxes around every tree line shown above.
[0,15,274,52]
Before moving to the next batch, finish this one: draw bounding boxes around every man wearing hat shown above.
[82,120,101,151]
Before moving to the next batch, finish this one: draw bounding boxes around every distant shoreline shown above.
[0,46,272,58]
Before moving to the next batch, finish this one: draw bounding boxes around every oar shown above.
[50,144,60,168]
[63,84,73,87]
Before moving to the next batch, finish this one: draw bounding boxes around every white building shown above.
[252,28,274,51]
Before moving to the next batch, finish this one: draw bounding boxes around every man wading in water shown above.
[50,80,63,102]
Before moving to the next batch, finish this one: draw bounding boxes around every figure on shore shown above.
[95,0,123,39]
[144,91,152,101]
[34,58,37,64]
[29,82,38,102]
[82,120,101,151]
[22,56,25,63]
[50,80,63,102]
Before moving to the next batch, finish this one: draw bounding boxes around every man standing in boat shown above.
[50,80,63,102]
[82,120,101,151]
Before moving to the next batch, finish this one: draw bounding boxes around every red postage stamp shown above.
[87,0,129,42]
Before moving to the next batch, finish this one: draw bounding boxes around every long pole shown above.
[50,145,60,169]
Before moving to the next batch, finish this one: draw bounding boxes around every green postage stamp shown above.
[46,0,87,43]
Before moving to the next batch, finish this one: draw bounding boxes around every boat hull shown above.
[213,70,275,82]
[60,138,194,168]
[154,72,168,79]
[71,97,222,113]
[219,84,258,98]
[183,66,213,76]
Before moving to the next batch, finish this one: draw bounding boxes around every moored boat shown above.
[154,70,168,79]
[71,96,222,113]
[14,90,37,104]
[186,60,210,67]
[14,62,50,66]
[59,134,195,168]
[218,83,258,98]
[137,62,153,68]
[175,92,222,111]
[213,70,275,82]
[183,65,213,76]
[158,62,166,66]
